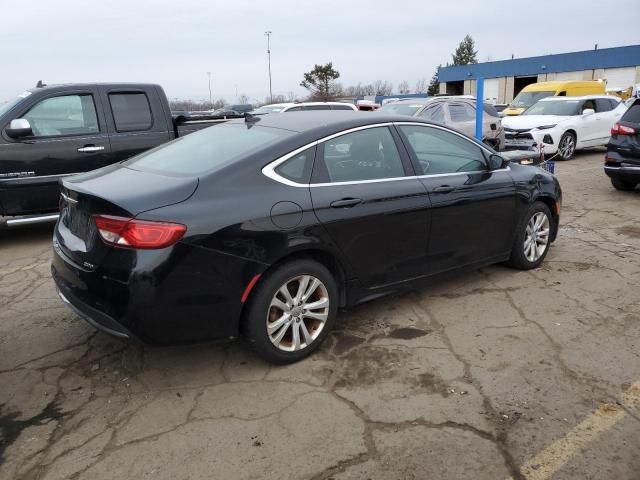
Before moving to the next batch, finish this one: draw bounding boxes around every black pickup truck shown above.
[0,82,217,226]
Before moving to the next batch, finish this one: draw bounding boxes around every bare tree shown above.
[398,80,410,94]
[372,80,393,96]
[415,78,428,94]
[238,94,249,104]
[361,84,376,95]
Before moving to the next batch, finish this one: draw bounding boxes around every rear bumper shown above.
[51,238,265,345]
[604,165,640,182]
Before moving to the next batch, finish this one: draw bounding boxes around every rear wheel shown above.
[557,132,576,160]
[611,178,637,191]
[243,259,338,364]
[507,202,553,270]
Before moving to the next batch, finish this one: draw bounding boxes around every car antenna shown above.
[36,80,46,88]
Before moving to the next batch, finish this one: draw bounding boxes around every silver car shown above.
[376,97,505,151]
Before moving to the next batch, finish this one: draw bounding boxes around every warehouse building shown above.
[437,44,640,104]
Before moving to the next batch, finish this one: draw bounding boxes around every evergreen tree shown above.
[300,63,341,101]
[451,35,478,66]
[427,65,441,96]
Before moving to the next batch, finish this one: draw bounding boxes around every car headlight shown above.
[536,124,557,130]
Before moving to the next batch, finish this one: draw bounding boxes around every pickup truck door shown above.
[97,86,173,163]
[0,88,111,216]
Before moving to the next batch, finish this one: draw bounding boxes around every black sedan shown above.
[605,98,640,191]
[51,112,562,363]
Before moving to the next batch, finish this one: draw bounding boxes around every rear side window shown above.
[399,125,486,175]
[274,147,316,183]
[315,127,405,183]
[109,93,152,132]
[125,123,294,175]
[449,103,475,122]
[331,104,355,111]
[622,101,640,123]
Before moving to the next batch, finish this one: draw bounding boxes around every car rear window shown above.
[621,101,640,123]
[124,123,294,176]
[109,93,153,132]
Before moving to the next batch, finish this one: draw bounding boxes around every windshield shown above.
[511,91,554,108]
[376,102,425,116]
[125,123,294,175]
[523,100,580,116]
[0,92,31,118]
[251,105,286,114]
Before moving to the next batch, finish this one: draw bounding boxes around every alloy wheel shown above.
[524,212,550,262]
[266,275,330,352]
[559,134,575,159]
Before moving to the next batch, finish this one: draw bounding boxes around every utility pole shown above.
[265,31,273,103]
[207,72,212,109]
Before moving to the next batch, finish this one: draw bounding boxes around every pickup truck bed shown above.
[0,83,220,225]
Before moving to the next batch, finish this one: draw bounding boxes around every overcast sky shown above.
[2,0,639,104]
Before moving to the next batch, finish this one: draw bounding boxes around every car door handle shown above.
[77,145,105,153]
[330,198,362,208]
[433,185,455,193]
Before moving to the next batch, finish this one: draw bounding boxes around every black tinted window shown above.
[305,105,332,111]
[622,101,640,123]
[286,106,304,112]
[125,123,293,175]
[317,127,404,183]
[399,125,486,175]
[274,147,315,183]
[595,99,613,112]
[109,93,152,132]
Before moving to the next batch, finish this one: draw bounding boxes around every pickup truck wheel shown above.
[507,202,553,270]
[557,132,576,160]
[611,178,637,191]
[242,259,338,364]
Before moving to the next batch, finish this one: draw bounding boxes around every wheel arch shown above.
[533,194,559,241]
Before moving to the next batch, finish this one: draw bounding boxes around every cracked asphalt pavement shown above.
[1,150,639,480]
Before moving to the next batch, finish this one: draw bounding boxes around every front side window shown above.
[316,127,404,183]
[420,104,445,123]
[23,94,99,137]
[581,100,596,113]
[109,93,152,132]
[399,125,487,175]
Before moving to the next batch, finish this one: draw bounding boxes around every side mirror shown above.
[5,118,33,139]
[488,154,507,170]
[582,108,595,116]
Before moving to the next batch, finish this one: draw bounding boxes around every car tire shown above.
[557,132,576,160]
[242,259,338,364]
[507,202,554,270]
[611,178,637,191]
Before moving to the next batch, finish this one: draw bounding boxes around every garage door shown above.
[603,67,636,89]
[483,78,499,104]
[554,71,584,81]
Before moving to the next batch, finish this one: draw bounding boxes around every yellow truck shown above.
[503,80,606,116]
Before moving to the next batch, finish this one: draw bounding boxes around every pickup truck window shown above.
[23,94,99,137]
[108,93,153,132]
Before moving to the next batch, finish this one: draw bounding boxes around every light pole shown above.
[207,71,212,109]
[264,31,273,103]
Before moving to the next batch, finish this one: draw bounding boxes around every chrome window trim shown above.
[0,172,82,182]
[261,121,502,187]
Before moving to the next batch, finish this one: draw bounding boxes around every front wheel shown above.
[557,132,576,160]
[611,177,637,191]
[242,259,338,364]
[507,202,554,270]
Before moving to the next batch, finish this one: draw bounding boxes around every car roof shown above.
[539,95,619,102]
[228,111,431,134]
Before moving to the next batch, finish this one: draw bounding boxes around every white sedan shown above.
[502,95,627,160]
